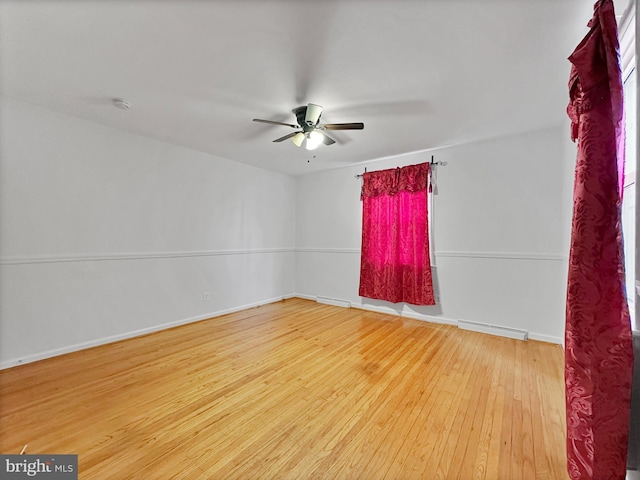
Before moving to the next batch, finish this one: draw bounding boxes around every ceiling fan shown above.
[253,103,364,150]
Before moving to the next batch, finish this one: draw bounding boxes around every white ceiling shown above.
[0,0,629,176]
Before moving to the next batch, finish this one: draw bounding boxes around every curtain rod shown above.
[354,155,445,179]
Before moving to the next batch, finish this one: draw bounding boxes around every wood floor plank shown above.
[0,298,569,479]
[397,329,475,478]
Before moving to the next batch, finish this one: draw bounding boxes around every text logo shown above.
[1,455,77,479]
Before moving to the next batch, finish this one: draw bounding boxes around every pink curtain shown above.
[359,162,435,306]
[565,1,634,479]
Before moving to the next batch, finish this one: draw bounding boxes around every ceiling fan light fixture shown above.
[291,132,305,147]
[305,131,324,150]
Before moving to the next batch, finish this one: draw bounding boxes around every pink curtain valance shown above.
[361,162,430,199]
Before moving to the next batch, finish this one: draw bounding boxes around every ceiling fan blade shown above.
[291,132,305,147]
[305,103,323,126]
[322,133,336,145]
[273,132,300,142]
[253,118,298,128]
[321,122,364,130]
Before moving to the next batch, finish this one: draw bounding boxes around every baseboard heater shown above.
[458,319,528,341]
[316,296,351,308]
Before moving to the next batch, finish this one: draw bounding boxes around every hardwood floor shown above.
[0,298,568,479]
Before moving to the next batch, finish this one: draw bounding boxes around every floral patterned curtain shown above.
[359,162,435,306]
[565,1,634,478]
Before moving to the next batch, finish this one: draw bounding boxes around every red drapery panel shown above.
[359,162,435,306]
[565,1,634,479]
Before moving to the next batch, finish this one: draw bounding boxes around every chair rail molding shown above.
[0,248,296,266]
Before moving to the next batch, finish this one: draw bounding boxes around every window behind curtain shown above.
[619,1,636,331]
[358,162,435,306]
[622,64,636,330]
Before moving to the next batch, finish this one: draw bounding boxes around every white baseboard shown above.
[294,293,316,301]
[295,295,562,344]
[0,295,291,370]
[316,296,352,308]
[458,319,528,341]
[528,332,564,345]
[398,311,459,327]
[350,302,459,326]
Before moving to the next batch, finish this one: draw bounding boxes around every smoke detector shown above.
[112,99,130,110]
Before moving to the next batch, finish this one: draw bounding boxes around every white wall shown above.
[0,97,296,368]
[0,97,575,368]
[296,127,572,343]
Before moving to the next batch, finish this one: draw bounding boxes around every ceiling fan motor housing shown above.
[293,105,318,132]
